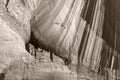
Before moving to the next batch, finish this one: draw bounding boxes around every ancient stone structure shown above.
[0,0,120,80]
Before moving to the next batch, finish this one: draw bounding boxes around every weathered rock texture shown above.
[0,0,120,80]
[0,0,75,80]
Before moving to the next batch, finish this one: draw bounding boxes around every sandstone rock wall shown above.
[0,0,120,80]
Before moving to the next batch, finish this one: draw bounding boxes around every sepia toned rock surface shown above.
[0,0,75,80]
[0,0,120,80]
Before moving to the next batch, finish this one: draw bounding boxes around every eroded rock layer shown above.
[0,0,120,80]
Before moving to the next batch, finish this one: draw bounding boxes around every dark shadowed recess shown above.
[26,31,70,65]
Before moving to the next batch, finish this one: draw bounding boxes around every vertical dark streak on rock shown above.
[5,0,10,10]
[50,52,53,62]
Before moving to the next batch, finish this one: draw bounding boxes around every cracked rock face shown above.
[1,0,117,80]
[0,0,75,80]
[0,0,32,71]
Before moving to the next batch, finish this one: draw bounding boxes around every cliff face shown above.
[0,0,35,79]
[0,0,75,80]
[0,0,31,71]
[0,0,120,80]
